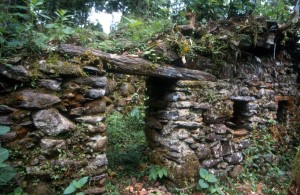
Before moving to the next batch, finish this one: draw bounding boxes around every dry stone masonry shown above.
[145,58,299,186]
[0,60,109,194]
[0,48,299,193]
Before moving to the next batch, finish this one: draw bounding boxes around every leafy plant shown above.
[0,125,17,186]
[45,9,74,44]
[149,165,168,181]
[106,106,146,174]
[143,49,162,63]
[9,187,27,195]
[197,168,223,194]
[63,176,89,195]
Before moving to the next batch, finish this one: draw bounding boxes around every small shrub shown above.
[197,168,223,195]
[149,165,168,181]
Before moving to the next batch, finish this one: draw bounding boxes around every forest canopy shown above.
[0,0,299,60]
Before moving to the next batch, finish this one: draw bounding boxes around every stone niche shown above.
[145,61,300,187]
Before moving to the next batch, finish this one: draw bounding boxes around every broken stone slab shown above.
[246,102,259,110]
[88,154,108,169]
[85,89,106,99]
[230,96,256,102]
[38,79,62,91]
[40,138,66,156]
[169,101,193,108]
[74,76,107,88]
[211,124,229,134]
[84,100,106,115]
[75,115,105,124]
[156,109,189,121]
[15,90,61,109]
[228,129,249,137]
[221,141,233,156]
[70,107,85,116]
[39,60,83,76]
[247,116,265,123]
[236,139,251,150]
[33,108,76,135]
[263,101,278,111]
[83,66,105,75]
[206,133,228,142]
[202,158,223,168]
[224,152,244,164]
[87,135,107,152]
[193,102,211,110]
[203,114,230,124]
[0,64,31,82]
[173,121,203,128]
[195,144,211,160]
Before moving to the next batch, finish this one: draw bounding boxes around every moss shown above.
[82,50,103,70]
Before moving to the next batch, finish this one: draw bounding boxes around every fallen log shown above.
[59,44,216,81]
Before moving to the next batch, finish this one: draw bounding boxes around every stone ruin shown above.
[0,34,300,193]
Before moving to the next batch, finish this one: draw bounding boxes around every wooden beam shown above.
[59,44,216,81]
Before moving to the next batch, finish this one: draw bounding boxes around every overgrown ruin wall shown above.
[0,60,109,194]
[0,55,299,193]
[145,60,299,186]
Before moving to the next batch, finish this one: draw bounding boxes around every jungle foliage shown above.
[1,0,298,61]
[1,0,300,194]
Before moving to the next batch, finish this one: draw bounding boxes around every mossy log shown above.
[59,44,216,81]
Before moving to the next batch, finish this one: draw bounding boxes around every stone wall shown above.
[0,53,299,193]
[0,59,109,194]
[145,59,299,186]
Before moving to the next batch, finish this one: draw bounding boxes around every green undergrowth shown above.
[106,105,147,176]
[222,126,299,195]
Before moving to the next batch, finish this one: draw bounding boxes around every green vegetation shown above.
[106,106,147,174]
[0,126,16,186]
[148,165,168,181]
[197,168,223,194]
[225,126,296,194]
[63,176,89,195]
[0,0,300,194]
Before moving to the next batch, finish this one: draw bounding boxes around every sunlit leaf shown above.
[198,179,209,189]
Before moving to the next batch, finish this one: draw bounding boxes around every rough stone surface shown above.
[86,89,106,99]
[224,152,244,164]
[75,115,105,124]
[38,79,62,91]
[15,90,61,109]
[33,108,76,135]
[39,60,83,76]
[74,76,107,87]
[40,138,66,155]
[230,96,256,102]
[84,100,106,115]
[87,135,107,152]
[0,65,31,82]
